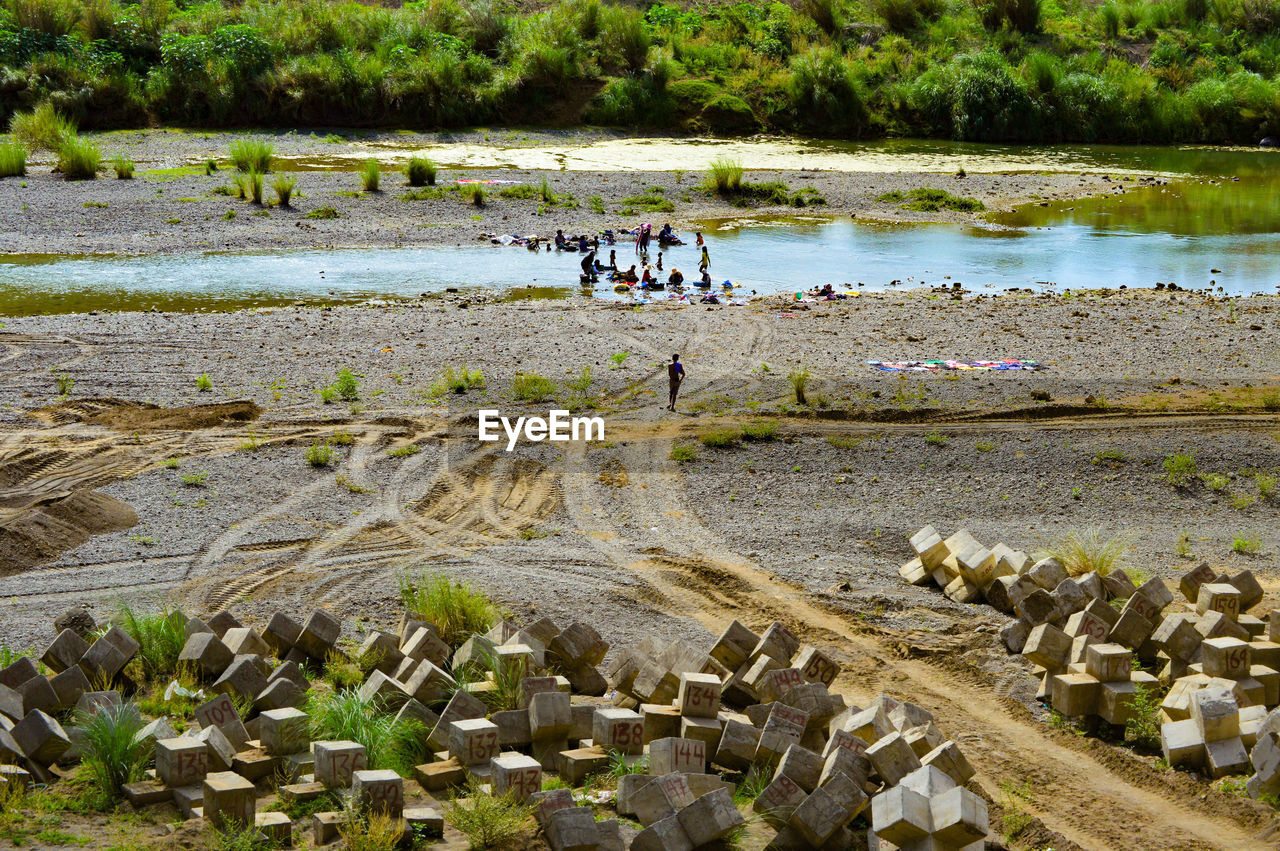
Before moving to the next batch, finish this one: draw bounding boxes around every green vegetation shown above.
[1233,533,1262,554]
[0,141,25,177]
[306,206,339,219]
[670,443,698,463]
[467,184,486,206]
[54,371,74,395]
[111,155,134,179]
[3,1,1280,143]
[387,444,420,457]
[1124,684,1163,749]
[229,140,273,173]
[564,366,597,410]
[442,779,536,850]
[306,441,335,467]
[512,372,556,402]
[180,470,209,487]
[337,808,405,851]
[924,429,949,446]
[75,702,148,806]
[116,602,187,682]
[272,174,296,207]
[1164,451,1198,486]
[742,419,780,441]
[196,373,213,392]
[306,689,428,773]
[397,571,504,647]
[57,137,100,180]
[248,169,264,204]
[877,187,984,212]
[360,160,380,192]
[405,156,437,187]
[699,427,742,448]
[788,365,810,405]
[708,158,744,194]
[619,186,673,213]
[430,364,485,396]
[998,779,1034,842]
[1043,527,1129,576]
[9,103,74,151]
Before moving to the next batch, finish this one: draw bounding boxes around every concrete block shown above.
[820,738,871,788]
[550,622,608,668]
[313,811,343,845]
[403,806,444,838]
[78,634,129,683]
[222,628,270,658]
[1181,562,1218,602]
[195,723,238,772]
[1192,686,1240,741]
[1206,736,1250,778]
[1198,583,1243,621]
[259,708,309,756]
[713,719,761,771]
[1103,570,1138,599]
[1000,619,1030,653]
[910,525,950,569]
[179,632,233,679]
[1050,673,1100,717]
[194,693,249,750]
[212,656,268,704]
[755,774,808,826]
[920,740,974,786]
[676,672,721,717]
[593,708,644,755]
[254,811,291,845]
[231,748,277,782]
[1017,589,1059,626]
[414,757,466,792]
[17,676,59,716]
[41,630,89,674]
[788,783,856,847]
[296,610,341,660]
[775,744,824,792]
[404,660,455,707]
[943,574,982,605]
[202,771,255,830]
[1023,624,1071,671]
[866,732,921,786]
[135,717,177,748]
[677,788,743,847]
[872,784,932,846]
[844,704,893,745]
[710,620,760,671]
[11,709,69,765]
[254,677,305,713]
[559,745,609,785]
[1028,557,1067,591]
[352,768,404,816]
[122,779,171,807]
[314,740,367,788]
[1202,637,1251,679]
[427,689,486,750]
[264,612,302,656]
[650,737,707,776]
[1229,570,1264,612]
[679,715,723,752]
[631,814,693,851]
[492,709,532,748]
[450,718,501,766]
[1085,643,1133,683]
[49,665,90,711]
[753,623,801,666]
[1153,614,1203,661]
[156,736,209,786]
[1109,607,1155,650]
[491,753,543,801]
[1098,680,1144,726]
[206,612,241,638]
[930,786,989,846]
[546,807,600,851]
[1199,610,1251,642]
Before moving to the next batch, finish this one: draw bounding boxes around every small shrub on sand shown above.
[57,136,101,180]
[405,156,437,187]
[397,571,504,647]
[272,174,296,207]
[741,420,779,441]
[442,778,536,849]
[196,373,213,392]
[788,366,810,405]
[430,364,485,396]
[337,805,405,851]
[1043,527,1129,576]
[306,441,334,467]
[671,444,698,463]
[512,372,556,402]
[468,184,486,206]
[707,157,744,194]
[361,159,380,192]
[1164,451,1197,486]
[699,427,741,448]
[111,155,134,179]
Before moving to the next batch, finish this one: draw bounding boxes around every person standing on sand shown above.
[667,354,685,411]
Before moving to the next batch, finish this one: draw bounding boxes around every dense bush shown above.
[0,0,1277,143]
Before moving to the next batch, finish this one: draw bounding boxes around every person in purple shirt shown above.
[667,354,685,411]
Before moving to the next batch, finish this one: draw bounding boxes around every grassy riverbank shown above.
[2,0,1279,144]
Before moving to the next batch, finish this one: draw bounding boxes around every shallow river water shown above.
[1,139,1277,315]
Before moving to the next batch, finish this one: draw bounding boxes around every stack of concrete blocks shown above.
[1161,684,1254,778]
[532,788,626,851]
[618,770,747,850]
[900,526,1031,609]
[178,614,314,714]
[1036,637,1160,727]
[870,764,989,851]
[1245,707,1280,800]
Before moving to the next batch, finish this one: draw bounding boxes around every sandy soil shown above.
[1,290,1279,847]
[0,129,1121,255]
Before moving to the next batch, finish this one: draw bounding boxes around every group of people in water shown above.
[564,223,720,294]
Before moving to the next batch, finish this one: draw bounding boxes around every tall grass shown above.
[1042,528,1130,577]
[405,156,436,187]
[397,571,503,647]
[116,601,187,682]
[111,155,134,179]
[307,689,429,773]
[707,157,743,194]
[442,779,536,849]
[361,160,380,192]
[0,142,25,178]
[229,140,273,173]
[77,702,148,806]
[57,137,101,180]
[272,174,296,207]
[511,372,556,401]
[249,170,264,204]
[788,366,811,405]
[337,805,405,851]
[468,184,486,206]
[10,103,75,151]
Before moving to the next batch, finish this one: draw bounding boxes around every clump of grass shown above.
[998,779,1034,841]
[180,470,209,487]
[564,366,596,410]
[306,441,335,467]
[877,187,984,212]
[387,445,420,458]
[57,136,101,180]
[204,158,218,175]
[733,765,772,805]
[430,364,485,396]
[924,429,949,446]
[671,444,698,463]
[1256,473,1276,498]
[229,139,273,173]
[322,650,365,690]
[211,823,277,851]
[337,805,405,851]
[742,420,779,441]
[111,155,134,179]
[397,571,504,647]
[405,156,436,187]
[442,778,536,849]
[1233,534,1262,555]
[248,170,264,204]
[76,702,148,807]
[196,373,213,392]
[699,427,741,448]
[1043,528,1129,576]
[55,371,74,395]
[306,206,339,219]
[707,157,744,194]
[321,368,360,401]
[1202,472,1230,492]
[788,366,810,405]
[975,440,996,452]
[1164,451,1197,486]
[116,601,187,682]
[512,372,556,402]
[468,184,486,206]
[307,688,428,773]
[361,159,380,192]
[1260,391,1280,411]
[0,142,27,178]
[272,175,296,207]
[10,102,75,151]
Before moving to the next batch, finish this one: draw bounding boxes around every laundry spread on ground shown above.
[868,359,1043,372]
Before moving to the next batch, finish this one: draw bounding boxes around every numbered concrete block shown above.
[194,693,249,750]
[492,753,542,801]
[955,540,997,587]
[352,768,404,816]
[677,673,721,718]
[650,737,706,776]
[592,708,644,755]
[1199,584,1243,621]
[680,716,723,753]
[314,740,367,788]
[1181,563,1219,602]
[195,723,238,771]
[179,632,233,679]
[449,718,500,766]
[1085,643,1133,683]
[259,708,309,756]
[156,736,209,786]
[1203,637,1252,679]
[203,771,255,830]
